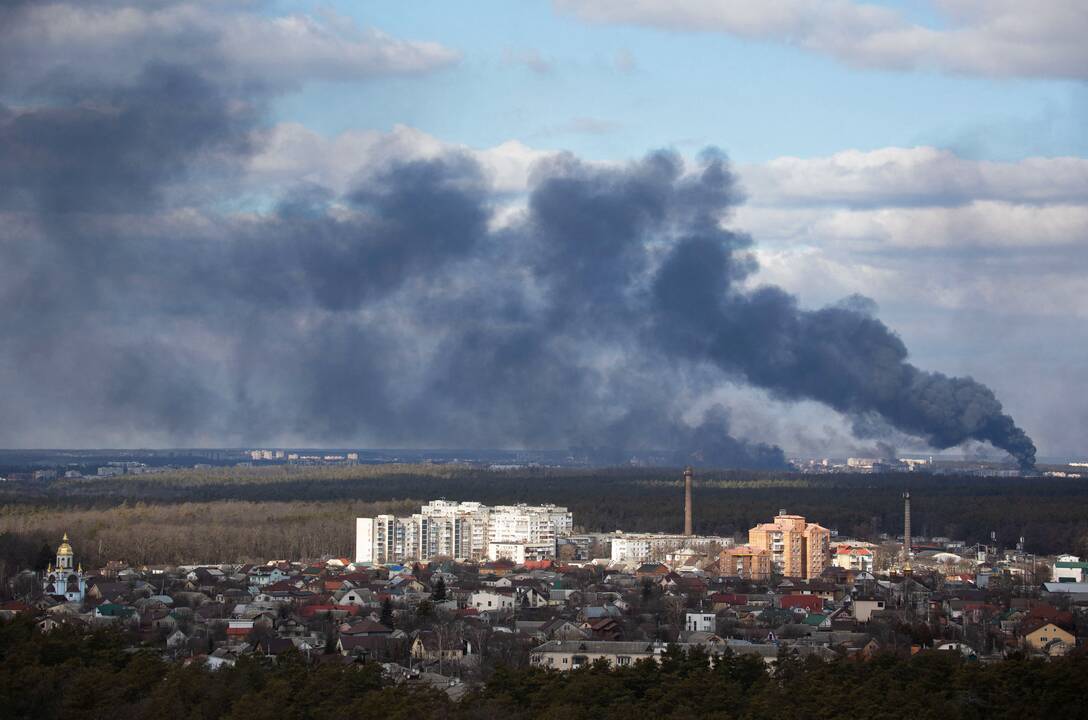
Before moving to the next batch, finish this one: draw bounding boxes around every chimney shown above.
[683,466,694,536]
[902,491,912,575]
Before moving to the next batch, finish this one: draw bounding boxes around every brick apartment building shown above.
[748,510,831,579]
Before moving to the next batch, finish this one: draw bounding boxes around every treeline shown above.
[2,617,1086,719]
[1,467,1087,572]
[0,499,417,573]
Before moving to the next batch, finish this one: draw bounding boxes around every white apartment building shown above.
[356,500,573,564]
[487,542,556,564]
[609,532,734,564]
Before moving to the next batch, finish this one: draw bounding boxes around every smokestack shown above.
[683,466,694,536]
[902,491,912,575]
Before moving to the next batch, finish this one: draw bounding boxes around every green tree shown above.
[380,598,394,628]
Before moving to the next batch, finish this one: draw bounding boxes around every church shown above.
[43,533,86,603]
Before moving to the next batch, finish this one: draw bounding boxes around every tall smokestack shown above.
[684,466,694,536]
[902,491,912,575]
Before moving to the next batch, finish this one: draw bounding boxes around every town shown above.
[5,467,1085,702]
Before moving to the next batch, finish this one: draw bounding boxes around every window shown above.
[617,656,631,666]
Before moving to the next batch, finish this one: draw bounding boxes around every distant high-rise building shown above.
[355,501,572,564]
[748,510,831,578]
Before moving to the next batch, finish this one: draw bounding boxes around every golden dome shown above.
[56,532,73,556]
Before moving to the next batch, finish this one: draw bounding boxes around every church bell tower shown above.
[44,533,85,603]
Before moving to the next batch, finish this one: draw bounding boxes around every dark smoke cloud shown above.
[0,5,1037,469]
[649,194,1037,468]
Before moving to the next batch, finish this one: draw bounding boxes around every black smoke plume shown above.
[0,6,1036,468]
[647,166,1036,469]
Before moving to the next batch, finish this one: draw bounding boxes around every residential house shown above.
[340,619,392,637]
[411,630,465,663]
[636,563,669,579]
[336,634,402,660]
[1022,618,1076,654]
[685,612,716,633]
[540,618,588,641]
[582,617,623,640]
[851,598,886,623]
[336,588,374,607]
[832,545,874,574]
[780,595,823,614]
[531,640,666,669]
[468,590,514,612]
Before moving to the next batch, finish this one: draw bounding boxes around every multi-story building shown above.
[609,532,734,564]
[748,510,831,579]
[685,612,716,633]
[418,500,487,560]
[832,543,875,573]
[1053,555,1088,583]
[718,545,772,581]
[356,501,572,564]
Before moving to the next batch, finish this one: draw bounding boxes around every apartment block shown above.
[609,532,734,564]
[356,501,572,564]
[718,545,772,581]
[748,510,831,579]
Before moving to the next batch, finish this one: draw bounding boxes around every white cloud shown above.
[737,200,1088,252]
[739,147,1088,208]
[247,123,554,196]
[555,0,1088,79]
[0,2,459,90]
[749,240,1088,319]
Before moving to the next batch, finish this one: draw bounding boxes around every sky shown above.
[0,0,1085,462]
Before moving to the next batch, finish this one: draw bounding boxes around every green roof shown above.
[803,613,827,626]
[1055,561,1088,569]
[96,603,134,617]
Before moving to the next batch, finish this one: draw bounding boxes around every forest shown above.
[1,616,1085,720]
[1,464,1087,572]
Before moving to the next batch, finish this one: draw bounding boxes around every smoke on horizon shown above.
[0,8,1036,469]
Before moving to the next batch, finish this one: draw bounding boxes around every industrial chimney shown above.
[683,466,694,536]
[902,491,912,575]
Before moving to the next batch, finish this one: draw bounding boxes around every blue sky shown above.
[274,0,1087,163]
